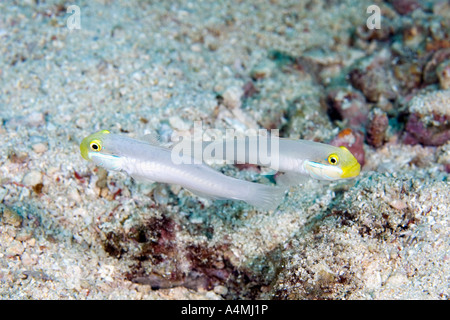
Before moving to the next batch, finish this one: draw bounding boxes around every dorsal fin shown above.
[142,132,162,145]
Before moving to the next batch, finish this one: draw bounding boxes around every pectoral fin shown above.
[275,171,309,186]
[130,173,156,184]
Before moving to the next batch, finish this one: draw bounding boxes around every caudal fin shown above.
[244,183,287,211]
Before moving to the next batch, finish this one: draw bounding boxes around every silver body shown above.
[89,134,285,211]
[185,137,340,175]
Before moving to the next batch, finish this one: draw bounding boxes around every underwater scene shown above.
[0,0,449,300]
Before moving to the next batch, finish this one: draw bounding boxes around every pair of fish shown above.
[80,130,360,211]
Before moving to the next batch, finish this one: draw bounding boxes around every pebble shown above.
[21,252,39,266]
[213,285,228,296]
[68,188,82,203]
[153,185,169,205]
[222,86,243,109]
[6,241,25,257]
[22,170,43,186]
[169,116,190,131]
[1,204,23,227]
[32,142,48,153]
[15,231,33,242]
[385,271,408,287]
[250,60,276,80]
[389,199,408,210]
[25,112,46,127]
[437,60,450,90]
[169,184,182,196]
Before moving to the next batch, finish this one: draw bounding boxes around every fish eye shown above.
[328,154,339,165]
[90,140,102,152]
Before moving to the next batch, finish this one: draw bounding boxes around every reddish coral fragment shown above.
[367,109,389,148]
[73,171,86,183]
[405,113,450,146]
[391,0,421,15]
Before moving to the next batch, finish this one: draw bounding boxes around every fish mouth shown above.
[340,162,361,179]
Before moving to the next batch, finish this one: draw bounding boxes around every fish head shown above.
[304,146,360,180]
[80,130,124,171]
[80,129,111,160]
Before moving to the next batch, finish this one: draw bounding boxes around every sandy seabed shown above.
[0,0,449,299]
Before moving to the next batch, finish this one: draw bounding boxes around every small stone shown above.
[22,170,43,186]
[389,199,408,210]
[1,204,23,227]
[250,60,276,80]
[190,43,202,52]
[153,185,169,205]
[95,168,108,188]
[8,151,28,164]
[25,112,45,127]
[169,116,190,131]
[15,231,33,241]
[408,90,450,118]
[32,142,48,153]
[385,272,408,287]
[6,241,24,257]
[100,187,109,198]
[213,285,228,296]
[437,141,450,173]
[222,86,243,109]
[437,60,450,90]
[21,252,38,266]
[68,188,82,202]
[169,184,182,195]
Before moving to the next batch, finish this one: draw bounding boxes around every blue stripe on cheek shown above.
[304,161,343,180]
[89,152,123,171]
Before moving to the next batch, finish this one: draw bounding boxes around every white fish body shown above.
[80,131,285,211]
[178,136,361,184]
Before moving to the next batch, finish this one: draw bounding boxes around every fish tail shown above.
[244,183,286,211]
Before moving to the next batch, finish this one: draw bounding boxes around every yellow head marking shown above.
[337,146,361,179]
[80,130,110,160]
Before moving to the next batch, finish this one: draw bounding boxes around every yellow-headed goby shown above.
[80,130,286,211]
[188,136,361,185]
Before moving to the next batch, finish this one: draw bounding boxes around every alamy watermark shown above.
[66,4,381,31]
[67,5,81,30]
[170,121,280,170]
[366,4,381,30]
